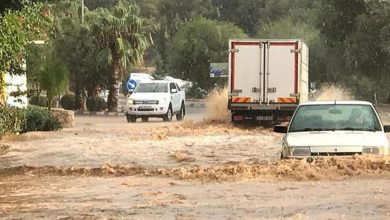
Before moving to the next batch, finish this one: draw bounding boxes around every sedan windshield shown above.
[289,104,382,132]
[134,83,167,93]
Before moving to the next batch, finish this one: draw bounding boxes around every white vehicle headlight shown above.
[362,146,383,155]
[291,147,311,157]
[127,99,134,105]
[159,98,168,104]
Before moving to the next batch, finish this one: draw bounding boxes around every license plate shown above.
[139,106,152,110]
[257,116,273,121]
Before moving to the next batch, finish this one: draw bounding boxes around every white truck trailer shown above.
[228,39,309,125]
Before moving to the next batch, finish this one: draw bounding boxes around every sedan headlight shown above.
[282,141,311,157]
[127,99,134,105]
[291,147,311,157]
[362,146,383,155]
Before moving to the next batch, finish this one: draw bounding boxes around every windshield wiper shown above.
[340,127,376,132]
[290,128,324,132]
[340,127,357,131]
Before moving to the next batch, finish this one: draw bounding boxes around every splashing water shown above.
[312,84,353,101]
[204,87,230,122]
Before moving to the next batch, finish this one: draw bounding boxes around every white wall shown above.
[4,73,28,108]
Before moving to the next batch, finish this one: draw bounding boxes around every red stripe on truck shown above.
[269,41,299,94]
[230,41,260,92]
[294,43,298,94]
[231,42,235,91]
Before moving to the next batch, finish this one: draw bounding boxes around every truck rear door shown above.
[229,40,263,103]
[229,40,299,105]
[265,41,299,104]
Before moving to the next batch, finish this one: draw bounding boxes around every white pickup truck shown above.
[125,80,186,122]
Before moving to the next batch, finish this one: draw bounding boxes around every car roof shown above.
[300,100,373,106]
[131,72,153,77]
[139,80,169,84]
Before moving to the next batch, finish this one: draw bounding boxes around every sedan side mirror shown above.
[274,125,288,133]
[384,125,390,133]
[171,89,178,93]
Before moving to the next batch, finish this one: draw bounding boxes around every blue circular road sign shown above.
[127,79,137,91]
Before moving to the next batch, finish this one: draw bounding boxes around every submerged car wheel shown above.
[279,151,286,160]
[176,104,185,121]
[163,105,173,122]
[126,114,137,123]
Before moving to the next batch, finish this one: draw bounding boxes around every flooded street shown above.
[2,175,390,219]
[1,106,390,219]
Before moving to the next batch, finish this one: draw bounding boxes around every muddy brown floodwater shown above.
[1,105,390,219]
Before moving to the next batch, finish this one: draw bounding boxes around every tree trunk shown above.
[0,72,5,106]
[75,82,83,110]
[47,91,52,111]
[107,49,121,112]
[107,65,119,112]
[87,86,98,98]
[107,79,118,112]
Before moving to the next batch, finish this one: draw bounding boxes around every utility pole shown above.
[81,0,85,24]
[81,0,86,111]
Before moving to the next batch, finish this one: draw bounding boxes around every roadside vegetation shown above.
[1,0,390,108]
[0,105,60,136]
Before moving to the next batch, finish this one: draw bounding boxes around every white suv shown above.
[125,80,186,122]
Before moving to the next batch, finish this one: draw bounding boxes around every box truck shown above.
[228,39,309,125]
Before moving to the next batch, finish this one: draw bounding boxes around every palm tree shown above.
[88,0,154,111]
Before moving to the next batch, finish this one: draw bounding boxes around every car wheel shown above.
[126,114,137,123]
[163,105,173,122]
[141,116,149,122]
[280,151,286,160]
[176,104,185,121]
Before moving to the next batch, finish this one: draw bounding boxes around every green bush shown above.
[86,97,107,112]
[0,105,61,136]
[29,96,48,107]
[0,107,26,136]
[60,94,76,110]
[23,105,61,132]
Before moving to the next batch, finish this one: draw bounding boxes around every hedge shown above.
[0,105,61,136]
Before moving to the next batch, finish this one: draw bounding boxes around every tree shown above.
[316,0,366,46]
[88,0,154,111]
[37,47,69,110]
[168,18,246,92]
[211,0,318,36]
[256,17,327,84]
[212,0,265,36]
[0,2,52,105]
[0,0,51,15]
[342,1,390,102]
[258,17,320,45]
[48,0,112,109]
[150,0,214,75]
[84,0,118,10]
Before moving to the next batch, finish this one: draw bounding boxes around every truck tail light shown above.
[233,115,244,121]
